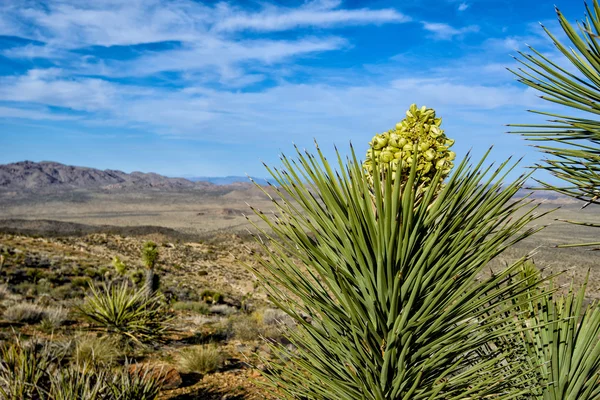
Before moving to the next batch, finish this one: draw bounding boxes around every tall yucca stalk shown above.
[509,0,600,244]
[249,142,548,399]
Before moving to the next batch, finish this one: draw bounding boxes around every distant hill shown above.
[188,176,269,186]
[0,161,200,191]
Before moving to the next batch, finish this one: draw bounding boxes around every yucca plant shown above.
[518,277,600,399]
[0,339,56,400]
[509,0,600,245]
[48,364,108,400]
[508,2,600,398]
[107,364,160,400]
[78,282,172,345]
[247,107,552,399]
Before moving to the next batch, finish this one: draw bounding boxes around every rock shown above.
[128,363,182,389]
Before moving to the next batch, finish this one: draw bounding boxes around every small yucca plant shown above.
[48,364,108,400]
[78,282,172,345]
[248,110,550,398]
[0,339,55,400]
[107,364,160,400]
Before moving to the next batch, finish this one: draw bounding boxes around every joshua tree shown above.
[141,241,159,297]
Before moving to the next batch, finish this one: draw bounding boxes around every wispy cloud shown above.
[102,36,348,78]
[213,2,410,32]
[422,22,479,40]
[458,2,469,11]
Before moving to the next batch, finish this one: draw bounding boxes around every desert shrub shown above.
[112,256,127,275]
[71,277,92,289]
[129,270,144,286]
[200,289,223,304]
[177,345,223,374]
[73,334,123,366]
[50,284,78,300]
[78,282,172,345]
[3,303,46,324]
[226,312,285,342]
[208,304,235,316]
[261,308,295,328]
[172,301,209,315]
[12,282,37,297]
[39,307,68,333]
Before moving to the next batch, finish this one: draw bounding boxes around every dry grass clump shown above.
[177,345,223,374]
[3,302,47,324]
[0,284,10,301]
[227,310,291,342]
[74,334,123,366]
[39,306,68,332]
[261,308,295,328]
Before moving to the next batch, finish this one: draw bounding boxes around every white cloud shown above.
[0,69,538,145]
[0,69,120,112]
[458,2,469,11]
[0,106,80,121]
[103,36,347,77]
[0,0,408,49]
[0,0,406,83]
[422,22,479,40]
[213,3,410,32]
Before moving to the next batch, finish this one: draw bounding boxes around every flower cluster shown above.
[363,104,455,184]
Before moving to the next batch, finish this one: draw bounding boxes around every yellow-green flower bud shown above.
[447,151,456,161]
[373,136,388,149]
[424,149,436,161]
[380,151,394,163]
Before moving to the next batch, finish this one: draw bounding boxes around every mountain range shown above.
[0,161,579,205]
[0,161,240,191]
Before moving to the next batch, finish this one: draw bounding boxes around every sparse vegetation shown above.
[172,301,209,315]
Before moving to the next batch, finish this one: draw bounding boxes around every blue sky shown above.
[0,0,583,180]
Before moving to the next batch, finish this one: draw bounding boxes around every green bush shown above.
[77,282,172,345]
